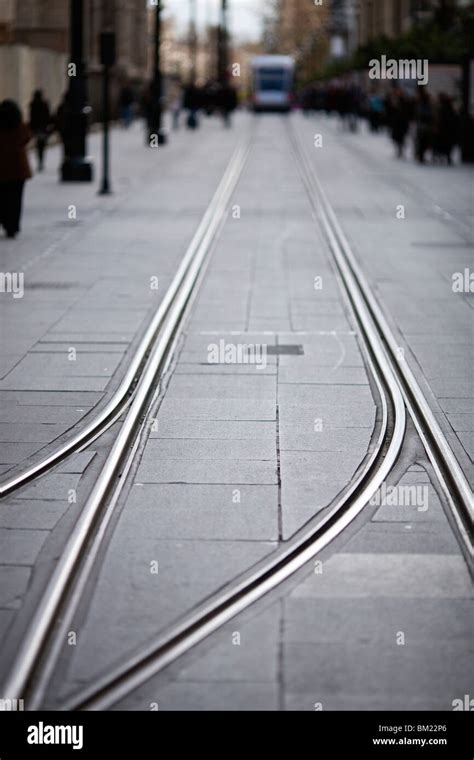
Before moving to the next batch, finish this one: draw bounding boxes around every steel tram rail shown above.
[289,116,472,559]
[4,116,470,712]
[1,132,252,706]
[0,135,251,499]
[42,122,408,711]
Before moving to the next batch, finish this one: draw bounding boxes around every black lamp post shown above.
[99,31,116,195]
[218,0,229,86]
[61,0,93,182]
[150,0,167,145]
[189,0,198,84]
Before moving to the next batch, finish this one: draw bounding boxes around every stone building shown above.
[7,0,147,75]
[0,1,149,116]
[0,0,15,43]
[264,0,331,83]
[356,0,414,45]
[356,0,466,47]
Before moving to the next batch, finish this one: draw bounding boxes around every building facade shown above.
[0,0,15,43]
[264,0,331,82]
[356,0,467,47]
[0,1,149,115]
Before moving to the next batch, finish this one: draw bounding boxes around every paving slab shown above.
[0,406,91,424]
[174,608,280,683]
[136,458,278,485]
[143,438,276,462]
[283,641,473,701]
[279,427,371,453]
[165,375,277,400]
[149,419,276,440]
[0,391,102,407]
[278,364,370,385]
[0,500,70,530]
[0,610,15,643]
[61,538,276,685]
[124,484,278,541]
[57,452,96,474]
[343,521,462,555]
[291,554,472,599]
[447,413,474,432]
[0,566,31,608]
[294,113,473,485]
[278,402,376,429]
[0,442,50,464]
[17,474,81,501]
[0,529,48,565]
[284,597,474,644]
[0,423,72,443]
[158,398,277,422]
[113,681,279,712]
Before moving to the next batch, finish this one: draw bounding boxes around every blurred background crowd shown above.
[0,0,473,238]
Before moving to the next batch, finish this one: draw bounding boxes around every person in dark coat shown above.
[434,93,459,164]
[386,88,412,158]
[140,83,155,144]
[367,89,384,133]
[54,91,74,154]
[29,90,51,171]
[0,100,32,239]
[414,89,434,163]
[183,83,203,129]
[119,84,135,128]
[215,84,238,128]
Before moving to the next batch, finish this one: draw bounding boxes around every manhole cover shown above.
[27,282,80,290]
[266,345,304,356]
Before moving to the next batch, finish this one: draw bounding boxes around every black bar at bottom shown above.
[0,710,472,758]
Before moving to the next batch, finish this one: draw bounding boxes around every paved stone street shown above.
[296,113,474,483]
[0,111,472,713]
[0,118,240,473]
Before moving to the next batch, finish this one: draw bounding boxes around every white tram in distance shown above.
[250,55,295,113]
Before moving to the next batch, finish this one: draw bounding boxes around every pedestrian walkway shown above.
[0,112,471,711]
[43,115,380,699]
[0,118,241,477]
[295,113,473,486]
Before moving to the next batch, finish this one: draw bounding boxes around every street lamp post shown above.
[99,31,116,195]
[218,0,229,86]
[189,0,197,84]
[150,0,167,145]
[61,0,93,182]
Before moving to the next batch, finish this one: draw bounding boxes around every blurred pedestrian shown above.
[140,83,155,144]
[119,83,135,128]
[347,84,362,132]
[460,106,474,164]
[183,83,203,130]
[216,83,238,128]
[169,78,184,130]
[386,88,412,158]
[54,91,74,155]
[433,93,459,165]
[0,100,32,239]
[203,81,219,116]
[367,89,384,133]
[337,85,349,128]
[29,90,51,171]
[414,89,434,163]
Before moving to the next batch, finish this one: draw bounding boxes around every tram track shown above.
[1,115,471,712]
[0,133,251,499]
[288,116,473,556]
[0,129,252,706]
[2,118,404,710]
